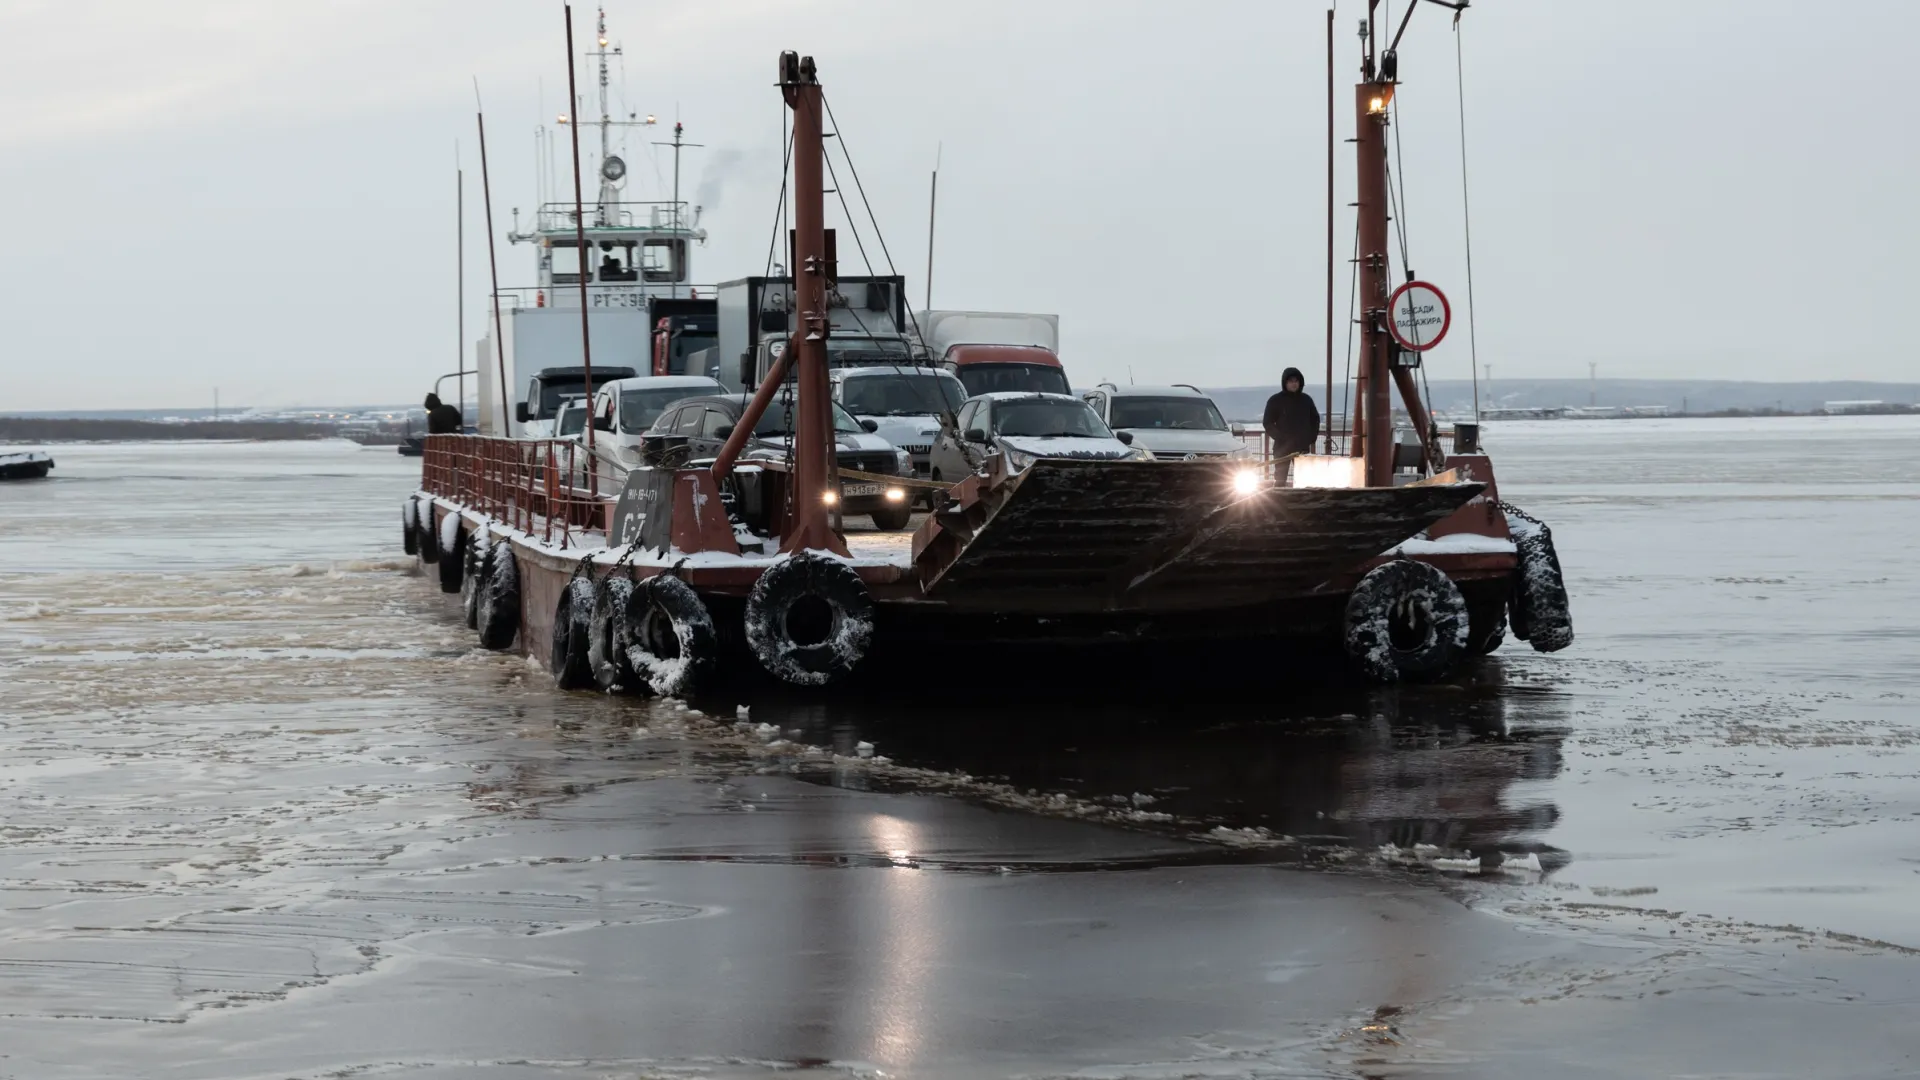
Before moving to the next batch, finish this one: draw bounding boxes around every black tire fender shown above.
[402,499,419,556]
[550,574,596,689]
[462,530,493,630]
[870,503,913,531]
[1506,511,1574,653]
[621,574,717,698]
[1344,558,1470,684]
[1470,602,1507,656]
[417,501,440,565]
[437,518,466,593]
[475,543,520,651]
[588,576,638,692]
[743,553,875,688]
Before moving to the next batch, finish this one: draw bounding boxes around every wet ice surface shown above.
[1,429,1919,1078]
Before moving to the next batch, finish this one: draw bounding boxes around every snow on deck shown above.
[1385,532,1516,556]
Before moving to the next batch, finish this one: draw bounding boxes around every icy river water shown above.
[2,421,1918,1079]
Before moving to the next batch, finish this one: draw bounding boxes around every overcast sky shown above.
[3,0,1914,410]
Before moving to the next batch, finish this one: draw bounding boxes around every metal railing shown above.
[421,435,610,548]
[519,199,702,233]
[488,283,724,311]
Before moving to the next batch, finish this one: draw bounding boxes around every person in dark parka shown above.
[424,393,463,435]
[1262,367,1321,458]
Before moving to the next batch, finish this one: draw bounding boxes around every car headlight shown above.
[1125,447,1156,461]
[1003,448,1036,471]
[894,447,912,472]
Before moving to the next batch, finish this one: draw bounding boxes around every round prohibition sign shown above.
[1387,280,1452,352]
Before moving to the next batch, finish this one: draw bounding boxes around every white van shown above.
[587,375,725,470]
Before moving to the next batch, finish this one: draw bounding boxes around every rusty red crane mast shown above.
[1351,0,1459,486]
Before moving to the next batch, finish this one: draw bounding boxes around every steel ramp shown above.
[913,459,1485,613]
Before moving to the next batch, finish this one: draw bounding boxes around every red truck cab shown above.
[941,344,1071,397]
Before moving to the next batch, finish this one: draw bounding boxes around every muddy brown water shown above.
[1,424,1917,1078]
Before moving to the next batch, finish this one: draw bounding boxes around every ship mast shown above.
[591,6,620,226]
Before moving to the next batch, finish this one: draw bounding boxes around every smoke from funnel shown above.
[694,149,747,214]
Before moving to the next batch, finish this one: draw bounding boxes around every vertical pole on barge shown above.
[476,102,511,437]
[457,160,465,429]
[1324,6,1335,454]
[563,4,596,470]
[926,144,939,313]
[779,52,849,557]
[1356,3,1394,487]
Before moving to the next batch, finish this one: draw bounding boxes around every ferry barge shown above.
[405,9,1571,693]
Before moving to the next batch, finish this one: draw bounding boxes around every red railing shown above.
[420,435,610,548]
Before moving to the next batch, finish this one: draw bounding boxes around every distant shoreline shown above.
[0,418,343,442]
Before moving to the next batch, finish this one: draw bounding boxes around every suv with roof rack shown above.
[1080,383,1249,462]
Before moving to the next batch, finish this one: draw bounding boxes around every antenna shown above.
[652,120,704,299]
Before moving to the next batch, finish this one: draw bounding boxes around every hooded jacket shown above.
[1262,367,1321,456]
[424,394,463,435]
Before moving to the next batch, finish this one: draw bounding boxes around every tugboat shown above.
[404,9,1571,693]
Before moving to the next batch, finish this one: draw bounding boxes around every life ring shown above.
[621,573,717,697]
[1343,558,1470,683]
[588,576,638,692]
[462,530,493,630]
[1505,510,1574,653]
[743,553,874,687]
[402,499,419,556]
[416,499,439,564]
[437,518,466,594]
[475,543,520,650]
[550,573,596,689]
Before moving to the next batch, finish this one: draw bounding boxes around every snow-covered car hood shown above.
[858,414,943,450]
[751,431,899,455]
[997,434,1135,460]
[1115,428,1245,457]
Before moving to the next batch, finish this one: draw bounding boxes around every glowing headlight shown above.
[1231,467,1262,496]
[822,490,839,506]
[884,487,906,502]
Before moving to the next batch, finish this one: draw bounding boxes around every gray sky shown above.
[3,0,1914,410]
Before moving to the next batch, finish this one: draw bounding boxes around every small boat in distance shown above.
[0,452,54,481]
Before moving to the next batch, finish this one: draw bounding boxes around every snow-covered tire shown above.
[550,575,596,689]
[743,553,874,688]
[588,576,638,693]
[417,502,439,565]
[462,531,493,630]
[1470,601,1506,656]
[1506,512,1574,653]
[475,544,519,651]
[621,574,715,698]
[1344,558,1470,684]
[437,518,466,594]
[402,500,419,556]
